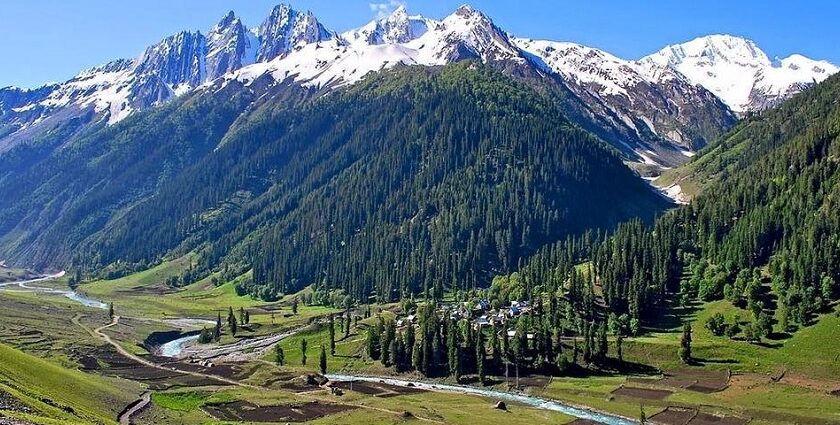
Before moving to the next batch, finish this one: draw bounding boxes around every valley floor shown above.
[1,263,839,425]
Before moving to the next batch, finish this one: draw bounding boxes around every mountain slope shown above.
[0,64,670,300]
[640,34,839,112]
[0,4,741,168]
[516,38,737,155]
[657,72,840,323]
[508,72,840,348]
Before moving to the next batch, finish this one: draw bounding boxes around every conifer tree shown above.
[680,322,692,364]
[319,345,327,374]
[476,329,486,385]
[275,345,285,366]
[329,314,336,355]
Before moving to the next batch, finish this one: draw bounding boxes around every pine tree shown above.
[301,338,308,365]
[448,320,460,376]
[214,312,222,342]
[491,324,501,368]
[476,329,486,385]
[616,334,624,363]
[292,296,299,315]
[597,321,608,362]
[328,314,336,355]
[388,339,398,368]
[230,316,238,337]
[412,337,423,372]
[319,345,328,374]
[344,310,351,338]
[680,322,692,364]
[108,302,115,320]
[366,327,379,360]
[275,345,285,366]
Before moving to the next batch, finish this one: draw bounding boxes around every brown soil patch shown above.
[651,407,749,425]
[204,401,356,422]
[727,373,771,391]
[651,406,695,425]
[780,373,840,393]
[689,412,748,425]
[103,366,184,381]
[611,386,673,400]
[76,355,100,370]
[658,368,729,393]
[517,375,552,389]
[330,381,427,398]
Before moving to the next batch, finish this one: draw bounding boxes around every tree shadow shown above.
[692,357,738,365]
[767,331,792,341]
[646,296,701,333]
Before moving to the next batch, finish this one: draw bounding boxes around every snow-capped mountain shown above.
[255,4,336,62]
[206,12,259,80]
[515,38,736,159]
[0,4,830,166]
[342,6,434,46]
[640,34,839,112]
[231,5,530,90]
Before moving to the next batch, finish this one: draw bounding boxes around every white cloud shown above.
[368,0,406,18]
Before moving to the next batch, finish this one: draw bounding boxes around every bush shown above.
[705,313,727,336]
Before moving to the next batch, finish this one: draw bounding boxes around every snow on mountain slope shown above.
[515,38,737,161]
[1,3,825,166]
[342,6,434,46]
[206,12,259,79]
[514,38,650,97]
[640,34,838,112]
[230,5,528,90]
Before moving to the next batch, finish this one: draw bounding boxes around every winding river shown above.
[0,271,108,309]
[0,272,637,424]
[326,374,637,425]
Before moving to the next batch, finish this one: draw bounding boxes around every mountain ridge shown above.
[0,4,834,167]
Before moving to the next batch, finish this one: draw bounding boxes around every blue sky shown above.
[3,0,838,88]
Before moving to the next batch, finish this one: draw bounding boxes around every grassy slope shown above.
[0,342,141,425]
[654,123,753,199]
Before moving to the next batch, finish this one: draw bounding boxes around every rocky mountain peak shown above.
[255,3,335,62]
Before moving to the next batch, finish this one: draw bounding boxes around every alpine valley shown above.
[1,3,840,425]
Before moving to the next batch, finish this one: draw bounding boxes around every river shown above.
[0,271,108,309]
[326,374,637,425]
[0,272,637,423]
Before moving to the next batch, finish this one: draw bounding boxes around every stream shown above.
[1,273,637,423]
[326,374,637,425]
[0,271,108,309]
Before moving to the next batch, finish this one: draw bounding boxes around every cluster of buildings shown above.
[395,299,533,331]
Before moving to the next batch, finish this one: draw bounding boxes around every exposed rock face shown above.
[3,5,834,166]
[254,4,335,62]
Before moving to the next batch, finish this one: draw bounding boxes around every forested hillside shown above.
[75,64,668,301]
[507,73,840,335]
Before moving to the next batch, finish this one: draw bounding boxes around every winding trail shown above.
[117,391,150,425]
[74,315,444,423]
[73,314,256,389]
[13,273,631,424]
